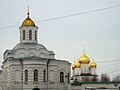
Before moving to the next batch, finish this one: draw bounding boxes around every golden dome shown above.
[79,52,90,64]
[89,60,97,68]
[21,10,35,26]
[22,17,35,26]
[74,60,81,68]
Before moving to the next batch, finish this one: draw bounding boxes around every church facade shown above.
[0,11,71,90]
[71,51,98,83]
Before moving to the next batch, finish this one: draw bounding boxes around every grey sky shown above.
[0,0,120,79]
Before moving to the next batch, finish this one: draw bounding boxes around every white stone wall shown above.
[91,68,96,75]
[2,57,71,90]
[71,83,118,90]
[19,26,38,43]
[75,68,81,75]
[4,44,55,60]
[81,64,89,74]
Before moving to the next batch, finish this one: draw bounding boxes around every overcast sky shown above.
[0,0,120,79]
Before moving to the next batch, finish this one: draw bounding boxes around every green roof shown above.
[71,82,120,86]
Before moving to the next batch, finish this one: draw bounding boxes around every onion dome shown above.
[22,10,35,26]
[22,18,35,26]
[74,60,81,68]
[89,60,97,68]
[79,52,90,64]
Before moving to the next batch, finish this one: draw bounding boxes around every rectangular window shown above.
[29,30,32,40]
[23,30,25,40]
[43,70,46,82]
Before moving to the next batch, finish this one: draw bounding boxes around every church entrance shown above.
[32,87,40,90]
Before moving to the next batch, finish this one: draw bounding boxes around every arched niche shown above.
[15,70,20,81]
[39,53,46,58]
[29,53,35,57]
[18,52,25,58]
[50,70,54,82]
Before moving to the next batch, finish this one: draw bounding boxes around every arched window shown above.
[34,69,38,81]
[29,30,32,39]
[25,69,28,82]
[60,72,64,83]
[43,70,46,82]
[67,73,70,83]
[35,31,37,40]
[23,30,25,40]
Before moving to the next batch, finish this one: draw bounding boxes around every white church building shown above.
[0,9,119,90]
[0,11,71,90]
[71,51,98,83]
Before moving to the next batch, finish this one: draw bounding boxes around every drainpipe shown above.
[46,59,50,90]
[20,59,23,90]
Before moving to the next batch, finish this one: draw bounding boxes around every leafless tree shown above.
[92,76,98,82]
[112,75,120,82]
[82,77,90,82]
[100,73,111,82]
